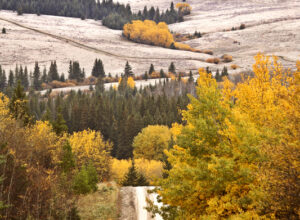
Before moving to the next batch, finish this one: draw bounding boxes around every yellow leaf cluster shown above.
[111,158,163,185]
[176,3,192,15]
[118,76,135,89]
[124,20,175,48]
[69,129,112,180]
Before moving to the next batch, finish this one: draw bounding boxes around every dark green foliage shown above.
[2,27,6,34]
[91,59,105,78]
[61,142,75,173]
[48,61,59,82]
[68,61,84,82]
[160,69,165,78]
[124,61,133,77]
[52,107,68,136]
[215,69,222,82]
[72,162,98,195]
[221,66,229,77]
[8,81,31,126]
[28,78,193,159]
[33,62,41,90]
[168,62,176,74]
[2,0,182,30]
[188,71,194,83]
[149,64,155,74]
[122,161,149,186]
[0,66,7,92]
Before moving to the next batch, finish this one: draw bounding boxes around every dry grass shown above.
[76,182,119,220]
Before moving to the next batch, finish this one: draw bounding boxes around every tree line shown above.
[0,0,182,30]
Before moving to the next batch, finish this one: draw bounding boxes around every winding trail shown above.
[0,16,206,62]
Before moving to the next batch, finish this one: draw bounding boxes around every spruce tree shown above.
[149,64,155,74]
[124,61,133,77]
[221,66,228,78]
[168,62,176,74]
[61,142,75,173]
[52,107,68,136]
[2,27,6,34]
[92,59,105,78]
[188,70,194,83]
[160,69,165,78]
[215,69,221,82]
[60,73,65,82]
[8,81,31,126]
[48,61,59,81]
[122,161,149,186]
[23,67,29,90]
[8,70,14,87]
[33,62,41,90]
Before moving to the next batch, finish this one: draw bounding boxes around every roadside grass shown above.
[77,182,119,220]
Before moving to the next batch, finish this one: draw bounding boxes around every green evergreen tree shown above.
[61,142,75,173]
[48,61,59,81]
[2,27,6,34]
[188,70,194,83]
[221,66,229,78]
[52,107,68,136]
[149,63,155,74]
[8,70,14,87]
[168,62,176,74]
[60,73,65,82]
[92,59,105,78]
[160,69,165,78]
[33,62,41,90]
[124,61,133,77]
[122,161,149,186]
[8,81,31,126]
[215,69,221,82]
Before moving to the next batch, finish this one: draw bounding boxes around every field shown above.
[0,0,299,76]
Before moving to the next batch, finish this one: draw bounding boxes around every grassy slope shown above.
[77,182,119,220]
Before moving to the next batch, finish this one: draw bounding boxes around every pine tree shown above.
[61,142,75,173]
[60,73,65,82]
[215,69,221,82]
[122,161,149,186]
[2,27,6,34]
[68,61,74,80]
[8,70,14,87]
[41,67,48,83]
[221,66,228,78]
[149,63,155,74]
[124,61,133,77]
[52,107,68,136]
[92,59,105,78]
[48,61,59,81]
[168,62,176,74]
[188,70,194,83]
[33,62,41,90]
[8,81,31,126]
[160,69,165,78]
[0,67,7,92]
[23,67,29,90]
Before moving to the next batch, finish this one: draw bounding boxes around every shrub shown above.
[231,64,239,70]
[221,54,233,63]
[203,50,214,55]
[2,27,6,34]
[176,3,192,16]
[206,58,220,64]
[240,23,246,30]
[123,20,175,48]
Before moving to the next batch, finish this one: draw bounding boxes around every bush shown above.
[240,23,246,30]
[2,27,6,34]
[206,58,220,64]
[221,54,233,63]
[231,64,239,70]
[176,3,192,16]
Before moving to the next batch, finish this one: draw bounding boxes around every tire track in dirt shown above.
[0,16,207,63]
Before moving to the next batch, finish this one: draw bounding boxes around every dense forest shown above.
[0,0,182,29]
[0,54,299,219]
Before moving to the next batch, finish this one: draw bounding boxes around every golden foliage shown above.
[111,158,163,184]
[124,20,175,48]
[69,129,112,180]
[176,3,192,15]
[231,64,239,69]
[206,57,221,64]
[118,76,135,89]
[133,125,172,160]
